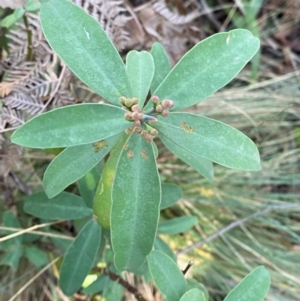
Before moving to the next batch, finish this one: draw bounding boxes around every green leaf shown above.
[11,104,129,148]
[154,236,176,262]
[146,29,259,111]
[187,279,209,300]
[0,8,25,28]
[224,266,270,301]
[0,248,23,271]
[40,0,132,105]
[152,142,159,159]
[154,113,261,171]
[160,182,183,210]
[126,50,154,107]
[24,246,48,268]
[147,250,188,301]
[59,219,101,296]
[24,191,92,220]
[158,216,197,235]
[43,133,123,198]
[78,163,103,208]
[111,132,161,272]
[25,0,41,11]
[160,135,214,181]
[179,288,206,301]
[150,42,172,94]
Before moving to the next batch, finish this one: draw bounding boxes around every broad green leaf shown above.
[126,50,154,107]
[25,246,48,268]
[150,42,172,94]
[0,248,23,271]
[187,279,209,301]
[154,236,176,262]
[224,266,270,301]
[158,216,197,235]
[24,191,92,220]
[154,113,261,171]
[59,219,101,296]
[40,0,132,105]
[145,29,259,111]
[11,104,129,148]
[25,0,41,11]
[103,280,124,301]
[78,163,103,208]
[179,288,206,301]
[160,182,183,210]
[147,250,188,301]
[2,210,22,251]
[111,132,161,272]
[160,135,214,181]
[0,8,25,28]
[43,133,123,198]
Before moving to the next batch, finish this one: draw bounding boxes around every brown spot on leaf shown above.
[127,150,134,158]
[181,121,194,133]
[141,150,148,159]
[124,143,129,150]
[93,140,108,153]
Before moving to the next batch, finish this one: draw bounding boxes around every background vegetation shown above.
[0,0,299,300]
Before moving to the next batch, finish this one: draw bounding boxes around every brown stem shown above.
[96,268,148,301]
[182,260,194,275]
[23,14,33,61]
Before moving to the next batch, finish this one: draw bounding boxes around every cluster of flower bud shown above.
[151,95,174,117]
[140,128,158,143]
[119,96,138,109]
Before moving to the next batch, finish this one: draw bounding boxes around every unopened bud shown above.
[134,120,141,127]
[125,127,133,134]
[148,119,157,126]
[125,98,134,107]
[152,95,159,103]
[132,97,138,105]
[161,99,170,108]
[134,126,141,133]
[168,100,174,108]
[119,96,127,104]
[132,111,141,120]
[162,110,169,117]
[124,112,132,120]
[156,104,163,113]
[145,134,153,143]
[150,129,158,136]
[132,104,140,112]
[141,130,148,138]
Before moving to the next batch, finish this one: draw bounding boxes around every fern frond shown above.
[0,107,24,128]
[152,1,200,25]
[3,90,43,115]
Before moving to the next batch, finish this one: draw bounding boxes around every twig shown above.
[0,220,65,242]
[0,226,73,240]
[176,204,300,256]
[182,260,194,275]
[98,268,148,301]
[8,257,60,301]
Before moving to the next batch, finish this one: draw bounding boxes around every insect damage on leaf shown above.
[141,150,148,159]
[93,140,108,153]
[181,122,194,133]
[127,150,134,158]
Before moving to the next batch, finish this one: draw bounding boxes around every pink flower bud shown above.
[152,95,159,103]
[141,130,148,138]
[145,134,153,143]
[148,119,157,126]
[132,111,141,120]
[168,100,174,108]
[134,120,141,127]
[156,105,163,113]
[150,129,158,136]
[162,110,169,117]
[134,126,141,133]
[124,112,132,120]
[161,99,170,108]
[131,104,140,112]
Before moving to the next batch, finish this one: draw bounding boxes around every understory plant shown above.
[10,0,271,299]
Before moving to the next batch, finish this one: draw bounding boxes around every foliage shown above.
[0,0,276,300]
